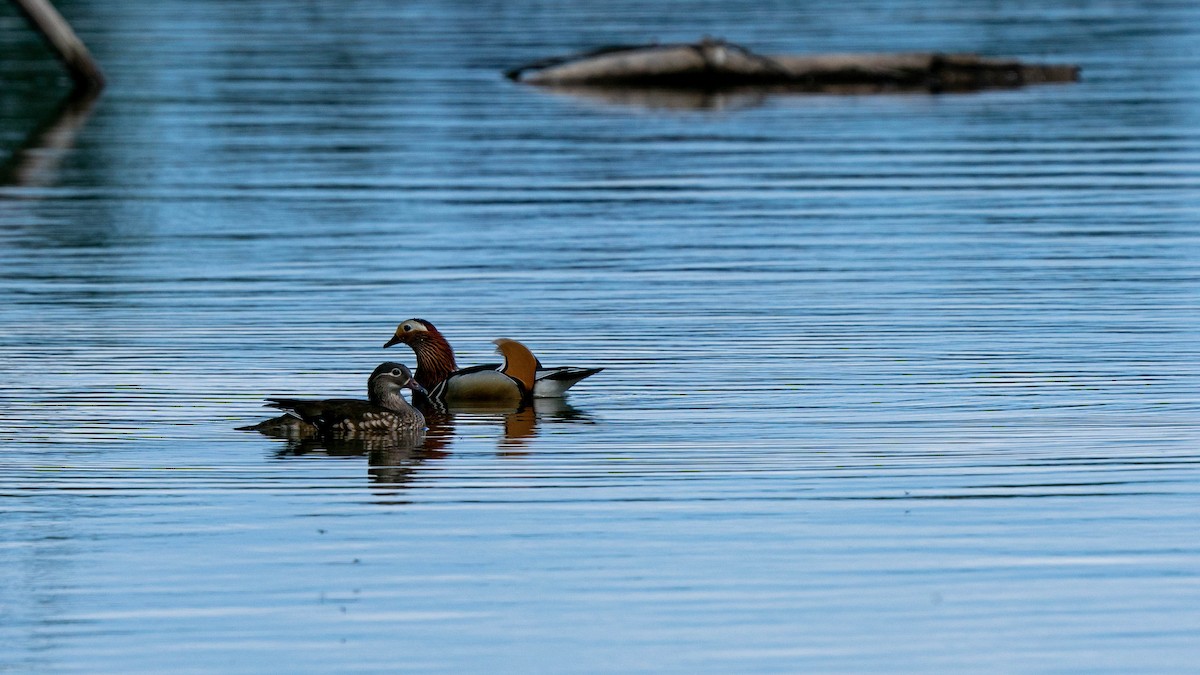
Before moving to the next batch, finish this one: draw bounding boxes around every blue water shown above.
[2,0,1199,672]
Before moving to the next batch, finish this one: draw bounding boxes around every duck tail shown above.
[533,367,604,397]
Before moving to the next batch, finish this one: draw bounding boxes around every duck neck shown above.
[412,334,458,389]
[369,380,410,412]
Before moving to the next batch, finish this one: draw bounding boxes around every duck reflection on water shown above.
[250,397,595,484]
[267,429,437,485]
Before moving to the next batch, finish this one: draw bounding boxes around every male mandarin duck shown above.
[263,362,426,434]
[383,318,603,401]
[423,337,538,407]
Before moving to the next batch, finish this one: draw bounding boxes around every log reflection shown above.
[1,88,99,189]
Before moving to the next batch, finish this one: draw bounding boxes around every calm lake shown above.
[2,0,1199,672]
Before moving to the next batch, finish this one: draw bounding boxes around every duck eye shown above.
[391,368,402,376]
[402,324,413,332]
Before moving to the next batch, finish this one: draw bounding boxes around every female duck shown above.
[264,362,426,434]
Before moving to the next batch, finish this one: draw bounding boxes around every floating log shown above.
[529,85,772,112]
[507,38,1079,94]
[9,0,105,92]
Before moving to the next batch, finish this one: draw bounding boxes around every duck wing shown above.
[266,398,421,433]
[266,398,361,424]
[429,364,526,405]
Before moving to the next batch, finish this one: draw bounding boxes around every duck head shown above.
[493,338,538,393]
[383,319,459,390]
[383,318,440,348]
[368,361,426,397]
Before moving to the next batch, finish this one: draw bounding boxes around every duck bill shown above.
[383,334,404,348]
[407,381,427,395]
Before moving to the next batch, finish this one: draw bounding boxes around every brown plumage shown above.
[260,362,426,435]
[493,338,537,392]
[425,338,537,407]
[383,318,602,402]
[383,319,459,392]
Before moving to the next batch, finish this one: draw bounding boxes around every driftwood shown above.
[507,39,1079,94]
[9,0,105,92]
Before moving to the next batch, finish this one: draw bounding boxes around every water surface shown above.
[2,0,1199,672]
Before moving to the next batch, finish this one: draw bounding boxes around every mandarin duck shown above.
[431,337,536,405]
[383,318,602,399]
[262,362,426,435]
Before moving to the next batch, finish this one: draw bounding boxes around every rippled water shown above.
[2,0,1199,671]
